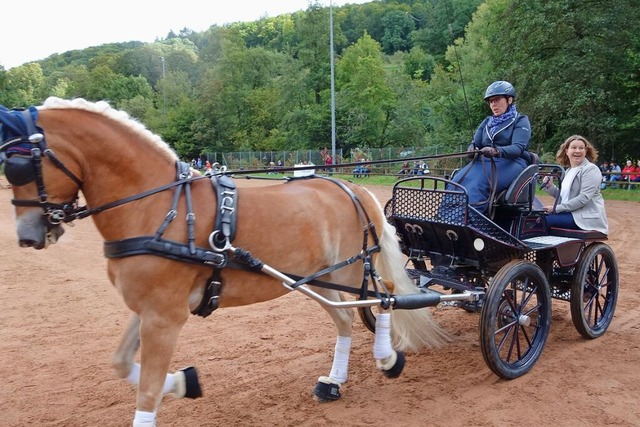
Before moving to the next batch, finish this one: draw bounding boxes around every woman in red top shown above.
[621,160,636,188]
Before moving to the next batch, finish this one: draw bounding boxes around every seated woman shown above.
[541,135,608,235]
[450,81,532,215]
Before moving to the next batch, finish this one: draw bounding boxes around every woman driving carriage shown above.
[541,135,608,235]
[450,81,532,215]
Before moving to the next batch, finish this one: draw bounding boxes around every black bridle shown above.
[2,133,84,225]
[1,131,211,226]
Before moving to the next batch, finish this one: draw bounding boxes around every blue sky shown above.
[1,0,371,69]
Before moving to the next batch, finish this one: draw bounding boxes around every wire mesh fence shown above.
[201,145,468,176]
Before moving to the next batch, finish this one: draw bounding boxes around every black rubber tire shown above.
[479,260,551,379]
[570,243,619,339]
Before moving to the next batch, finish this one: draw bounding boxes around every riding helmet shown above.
[484,81,516,101]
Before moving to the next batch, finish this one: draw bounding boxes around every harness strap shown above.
[228,248,383,297]
[210,174,237,247]
[75,175,207,220]
[193,270,223,318]
[104,236,227,267]
[290,251,369,289]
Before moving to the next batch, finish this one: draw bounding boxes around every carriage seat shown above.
[548,227,607,241]
[496,164,539,207]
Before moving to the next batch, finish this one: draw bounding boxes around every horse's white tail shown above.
[375,220,451,351]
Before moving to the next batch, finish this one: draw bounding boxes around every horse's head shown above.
[1,107,83,249]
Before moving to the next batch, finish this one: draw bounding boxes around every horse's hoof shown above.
[181,366,203,399]
[381,351,405,378]
[313,376,341,402]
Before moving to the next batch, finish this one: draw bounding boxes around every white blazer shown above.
[544,159,608,234]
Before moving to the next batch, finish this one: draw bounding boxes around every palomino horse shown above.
[0,98,449,426]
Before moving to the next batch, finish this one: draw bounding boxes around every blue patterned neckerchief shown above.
[487,104,517,138]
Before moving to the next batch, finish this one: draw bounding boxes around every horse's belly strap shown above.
[103,236,227,267]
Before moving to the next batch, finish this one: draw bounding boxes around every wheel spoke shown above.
[495,280,539,364]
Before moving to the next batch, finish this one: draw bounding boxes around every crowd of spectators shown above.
[600,159,639,189]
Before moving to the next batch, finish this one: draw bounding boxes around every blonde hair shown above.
[555,135,598,167]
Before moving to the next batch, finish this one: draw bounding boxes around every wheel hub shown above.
[518,314,531,327]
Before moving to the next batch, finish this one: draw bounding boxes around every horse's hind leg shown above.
[112,314,141,380]
[311,289,354,402]
[372,308,405,378]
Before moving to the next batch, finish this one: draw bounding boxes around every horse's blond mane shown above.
[39,97,178,161]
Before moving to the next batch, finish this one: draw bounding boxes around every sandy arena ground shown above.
[1,176,639,427]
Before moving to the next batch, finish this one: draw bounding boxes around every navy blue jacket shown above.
[451,113,532,214]
[472,113,531,161]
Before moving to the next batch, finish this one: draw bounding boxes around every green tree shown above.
[411,0,483,60]
[489,0,640,159]
[0,63,46,107]
[195,37,290,152]
[403,46,436,81]
[380,9,416,54]
[337,32,396,149]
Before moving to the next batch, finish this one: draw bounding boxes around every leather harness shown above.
[1,107,389,318]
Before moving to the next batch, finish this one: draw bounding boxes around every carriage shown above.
[357,162,619,379]
[0,98,619,426]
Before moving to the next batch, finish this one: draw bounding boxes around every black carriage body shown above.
[386,174,611,300]
[365,165,618,380]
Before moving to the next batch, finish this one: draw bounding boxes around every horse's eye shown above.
[4,155,36,186]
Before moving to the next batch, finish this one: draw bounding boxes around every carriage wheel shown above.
[479,260,551,379]
[357,259,428,334]
[570,243,618,339]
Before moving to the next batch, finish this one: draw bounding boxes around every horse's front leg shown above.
[312,289,355,402]
[129,309,192,427]
[112,313,202,406]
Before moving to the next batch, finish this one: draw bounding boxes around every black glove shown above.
[480,146,499,158]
